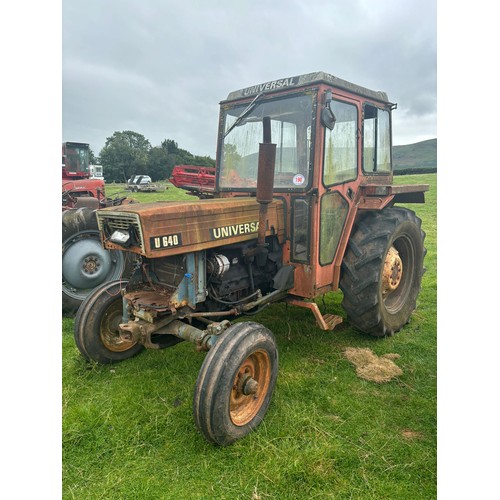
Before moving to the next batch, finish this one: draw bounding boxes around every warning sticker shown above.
[293,174,305,186]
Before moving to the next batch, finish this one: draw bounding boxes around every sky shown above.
[62,0,437,158]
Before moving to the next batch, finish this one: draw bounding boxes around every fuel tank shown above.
[96,197,285,258]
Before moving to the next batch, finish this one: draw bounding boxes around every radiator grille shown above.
[96,211,145,252]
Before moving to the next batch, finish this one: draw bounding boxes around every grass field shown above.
[104,182,195,203]
[63,174,437,499]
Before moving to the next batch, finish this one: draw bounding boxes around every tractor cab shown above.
[62,141,91,180]
[216,72,427,298]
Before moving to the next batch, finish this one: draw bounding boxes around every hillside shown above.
[393,138,437,172]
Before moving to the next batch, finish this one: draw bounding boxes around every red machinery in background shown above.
[62,141,106,210]
[62,141,134,314]
[169,165,215,198]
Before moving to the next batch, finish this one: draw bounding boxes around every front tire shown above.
[340,207,426,337]
[193,322,278,446]
[74,280,144,364]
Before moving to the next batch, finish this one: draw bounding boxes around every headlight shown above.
[110,229,130,245]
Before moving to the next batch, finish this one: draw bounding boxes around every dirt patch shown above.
[343,347,403,383]
[401,429,423,440]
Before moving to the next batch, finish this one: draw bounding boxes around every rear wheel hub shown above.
[382,246,403,296]
[62,233,113,289]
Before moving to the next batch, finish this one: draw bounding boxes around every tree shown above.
[99,131,151,182]
[97,131,216,182]
[163,139,179,155]
[159,139,216,178]
[192,155,215,167]
[89,147,98,165]
[222,143,241,170]
[148,146,169,181]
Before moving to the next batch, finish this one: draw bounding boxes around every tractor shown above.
[62,141,135,313]
[74,71,428,446]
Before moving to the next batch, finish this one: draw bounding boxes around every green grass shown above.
[104,182,195,203]
[63,174,437,499]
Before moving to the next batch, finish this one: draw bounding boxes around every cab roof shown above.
[224,71,391,105]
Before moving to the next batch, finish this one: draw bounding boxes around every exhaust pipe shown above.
[256,116,276,250]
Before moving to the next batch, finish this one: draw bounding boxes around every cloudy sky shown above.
[62,0,436,158]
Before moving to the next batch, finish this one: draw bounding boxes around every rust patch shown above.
[124,285,176,312]
[286,297,342,331]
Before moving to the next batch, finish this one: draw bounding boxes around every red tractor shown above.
[74,71,428,446]
[62,141,134,313]
[62,141,106,209]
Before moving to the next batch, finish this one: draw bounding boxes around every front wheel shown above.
[193,322,278,446]
[74,280,144,364]
[340,207,426,337]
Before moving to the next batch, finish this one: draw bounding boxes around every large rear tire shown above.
[193,322,278,446]
[62,208,134,315]
[340,207,426,337]
[74,280,144,364]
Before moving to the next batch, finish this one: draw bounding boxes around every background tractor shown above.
[74,71,428,446]
[62,141,135,314]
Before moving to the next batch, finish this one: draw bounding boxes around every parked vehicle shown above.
[127,175,165,192]
[90,164,104,180]
[75,71,428,446]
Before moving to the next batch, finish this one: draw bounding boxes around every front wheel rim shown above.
[230,350,271,426]
[99,297,137,352]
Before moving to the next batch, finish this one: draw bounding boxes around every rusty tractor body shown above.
[75,71,428,445]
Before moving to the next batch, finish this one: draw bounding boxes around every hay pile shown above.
[343,347,402,383]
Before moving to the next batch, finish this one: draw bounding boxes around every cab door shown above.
[315,96,360,292]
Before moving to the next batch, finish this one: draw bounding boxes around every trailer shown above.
[127,175,166,192]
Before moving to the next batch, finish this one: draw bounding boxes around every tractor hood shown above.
[96,197,285,258]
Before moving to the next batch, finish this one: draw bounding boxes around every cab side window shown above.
[363,105,391,173]
[323,100,358,186]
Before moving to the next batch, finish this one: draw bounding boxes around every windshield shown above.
[219,93,314,190]
[65,145,90,173]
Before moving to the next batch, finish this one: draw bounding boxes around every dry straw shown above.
[343,347,402,383]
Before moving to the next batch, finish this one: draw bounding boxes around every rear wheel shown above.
[74,280,144,364]
[193,322,278,446]
[62,208,133,315]
[340,207,426,337]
